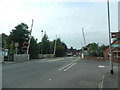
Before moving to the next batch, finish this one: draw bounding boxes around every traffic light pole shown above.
[107,0,113,74]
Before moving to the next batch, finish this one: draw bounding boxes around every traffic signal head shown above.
[84,47,87,50]
[24,34,29,41]
[22,47,27,51]
[23,42,28,47]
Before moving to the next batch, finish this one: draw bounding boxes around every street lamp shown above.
[107,0,113,74]
[41,30,43,58]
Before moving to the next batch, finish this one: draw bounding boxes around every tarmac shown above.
[2,60,120,89]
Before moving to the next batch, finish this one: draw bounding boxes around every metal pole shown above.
[41,30,43,58]
[107,0,113,74]
[53,35,57,58]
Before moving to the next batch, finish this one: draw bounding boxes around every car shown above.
[73,54,76,57]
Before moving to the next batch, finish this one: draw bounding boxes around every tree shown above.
[49,41,54,54]
[38,42,42,54]
[9,23,30,54]
[29,37,39,59]
[97,45,108,57]
[2,33,9,49]
[56,46,66,57]
[87,43,99,56]
[3,40,8,49]
[37,35,68,57]
[55,38,68,57]
[41,33,50,54]
[10,41,15,55]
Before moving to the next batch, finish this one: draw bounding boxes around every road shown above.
[2,57,118,88]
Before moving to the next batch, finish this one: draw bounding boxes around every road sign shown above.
[112,44,120,47]
[111,32,120,38]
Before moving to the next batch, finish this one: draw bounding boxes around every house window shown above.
[117,52,120,58]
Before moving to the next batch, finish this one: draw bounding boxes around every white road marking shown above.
[98,65,118,69]
[59,62,73,71]
[42,59,47,61]
[98,65,105,68]
[64,63,76,71]
[101,74,105,88]
[48,58,64,62]
[113,67,118,69]
[49,78,52,81]
[58,57,79,71]
[98,74,105,89]
[69,57,74,58]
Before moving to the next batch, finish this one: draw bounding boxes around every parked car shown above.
[73,54,76,57]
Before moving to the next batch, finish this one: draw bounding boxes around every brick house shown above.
[67,48,80,56]
[103,39,120,62]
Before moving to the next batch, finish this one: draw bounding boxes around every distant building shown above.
[67,47,80,56]
[103,39,120,62]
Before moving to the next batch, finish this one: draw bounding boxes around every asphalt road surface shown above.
[2,57,118,88]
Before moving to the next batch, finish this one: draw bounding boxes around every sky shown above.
[0,0,118,49]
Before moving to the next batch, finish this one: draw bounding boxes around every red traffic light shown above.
[84,47,87,50]
[22,47,27,51]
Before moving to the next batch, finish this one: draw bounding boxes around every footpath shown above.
[102,69,119,90]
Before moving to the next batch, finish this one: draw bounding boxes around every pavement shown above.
[103,71,118,88]
[97,61,119,89]
[102,66,119,89]
[2,57,119,89]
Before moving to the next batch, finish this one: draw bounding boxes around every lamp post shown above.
[41,30,43,58]
[107,0,113,74]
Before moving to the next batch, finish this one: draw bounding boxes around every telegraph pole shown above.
[107,0,113,74]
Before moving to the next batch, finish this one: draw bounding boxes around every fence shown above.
[14,54,29,62]
[38,54,54,59]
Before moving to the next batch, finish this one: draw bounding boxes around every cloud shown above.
[0,1,118,49]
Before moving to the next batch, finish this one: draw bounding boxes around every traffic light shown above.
[22,42,28,52]
[24,34,29,42]
[22,47,27,51]
[84,47,87,50]
[23,42,28,47]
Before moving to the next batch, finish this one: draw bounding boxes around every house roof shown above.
[112,39,120,44]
